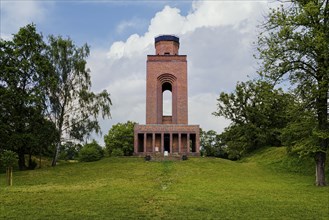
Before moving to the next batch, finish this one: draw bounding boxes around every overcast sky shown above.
[1,0,277,145]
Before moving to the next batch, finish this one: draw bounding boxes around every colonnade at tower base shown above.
[134,124,200,156]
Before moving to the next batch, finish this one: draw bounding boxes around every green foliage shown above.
[79,147,101,162]
[280,102,319,156]
[0,24,58,170]
[214,80,294,159]
[257,0,329,185]
[200,129,228,158]
[0,150,18,168]
[59,142,82,160]
[111,148,124,157]
[1,23,112,167]
[0,155,328,219]
[104,121,137,156]
[47,35,112,166]
[257,1,329,149]
[79,140,104,162]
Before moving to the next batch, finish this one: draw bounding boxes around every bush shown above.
[104,121,137,156]
[59,142,82,160]
[0,150,18,168]
[79,140,104,162]
[111,148,124,157]
[182,155,188,160]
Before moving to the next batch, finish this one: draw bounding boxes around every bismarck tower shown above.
[134,35,200,156]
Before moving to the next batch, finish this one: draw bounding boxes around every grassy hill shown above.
[0,147,328,219]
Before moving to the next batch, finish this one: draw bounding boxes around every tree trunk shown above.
[51,125,63,167]
[18,150,26,170]
[315,151,326,186]
[51,142,61,166]
[6,167,13,186]
[314,81,328,186]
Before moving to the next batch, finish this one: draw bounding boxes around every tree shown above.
[104,121,136,156]
[1,24,111,168]
[79,140,104,162]
[0,150,18,186]
[200,129,227,158]
[214,80,294,158]
[59,142,82,160]
[257,0,329,186]
[0,24,57,170]
[46,35,112,166]
[280,101,319,153]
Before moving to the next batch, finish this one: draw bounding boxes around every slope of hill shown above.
[0,149,328,219]
[241,147,318,175]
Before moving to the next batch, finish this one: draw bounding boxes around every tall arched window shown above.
[163,90,172,116]
[162,82,172,116]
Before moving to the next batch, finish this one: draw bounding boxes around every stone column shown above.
[152,133,155,153]
[178,133,181,153]
[170,133,173,154]
[161,132,164,153]
[187,133,190,154]
[196,131,200,153]
[134,132,138,154]
[143,133,147,153]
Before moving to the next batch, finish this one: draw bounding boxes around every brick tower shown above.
[134,35,200,156]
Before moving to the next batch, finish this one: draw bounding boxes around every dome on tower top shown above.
[155,35,179,44]
[154,35,180,55]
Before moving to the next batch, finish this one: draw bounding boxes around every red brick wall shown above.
[155,41,179,55]
[134,36,200,156]
[146,53,188,125]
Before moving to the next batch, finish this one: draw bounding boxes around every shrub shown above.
[111,148,124,157]
[182,155,188,160]
[79,140,104,162]
[104,121,137,156]
[0,150,18,168]
[59,142,82,160]
[0,150,18,186]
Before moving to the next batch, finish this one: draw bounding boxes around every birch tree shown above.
[47,36,112,166]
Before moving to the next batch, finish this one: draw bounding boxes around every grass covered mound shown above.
[241,147,317,175]
[0,147,328,219]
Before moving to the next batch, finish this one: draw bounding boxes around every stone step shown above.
[144,153,187,161]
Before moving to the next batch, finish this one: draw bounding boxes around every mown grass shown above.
[0,147,328,219]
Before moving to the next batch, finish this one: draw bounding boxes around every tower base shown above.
[134,124,200,156]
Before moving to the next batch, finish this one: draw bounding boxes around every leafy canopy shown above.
[256,0,328,186]
[46,35,112,166]
[104,121,136,156]
[0,150,18,168]
[214,80,294,158]
[79,140,104,162]
[0,24,58,170]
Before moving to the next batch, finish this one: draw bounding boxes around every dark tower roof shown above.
[155,35,179,44]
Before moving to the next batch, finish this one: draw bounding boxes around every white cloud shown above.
[116,17,146,34]
[88,0,269,143]
[0,1,53,39]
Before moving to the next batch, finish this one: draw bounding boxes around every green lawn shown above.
[0,147,328,219]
